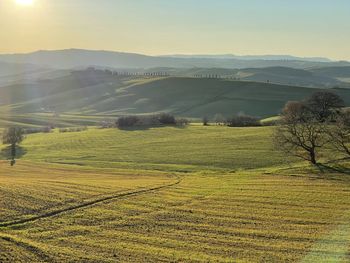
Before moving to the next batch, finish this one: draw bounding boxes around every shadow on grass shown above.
[0,146,27,160]
[316,161,350,176]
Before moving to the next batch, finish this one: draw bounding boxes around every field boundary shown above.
[0,174,181,228]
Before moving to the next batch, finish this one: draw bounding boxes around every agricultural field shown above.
[1,126,350,262]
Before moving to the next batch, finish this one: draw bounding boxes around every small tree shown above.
[213,114,225,125]
[202,116,209,126]
[305,91,344,122]
[2,127,24,166]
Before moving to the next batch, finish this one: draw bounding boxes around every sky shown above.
[0,0,349,60]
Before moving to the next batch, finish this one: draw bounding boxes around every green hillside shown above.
[146,66,346,88]
[2,69,350,127]
[116,77,350,118]
[15,126,290,171]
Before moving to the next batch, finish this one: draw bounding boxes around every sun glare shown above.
[16,0,34,6]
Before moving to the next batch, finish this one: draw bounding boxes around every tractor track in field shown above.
[0,174,181,229]
[0,234,52,262]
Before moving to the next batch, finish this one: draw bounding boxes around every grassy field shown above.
[1,125,350,262]
[17,126,292,172]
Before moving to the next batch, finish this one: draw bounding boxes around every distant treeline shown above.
[73,68,242,80]
[113,113,189,129]
[73,68,171,77]
[22,126,89,134]
[202,114,262,127]
[98,113,265,129]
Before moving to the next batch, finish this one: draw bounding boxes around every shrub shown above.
[59,127,88,133]
[24,127,52,134]
[99,121,115,129]
[158,113,176,125]
[137,115,160,126]
[213,114,226,125]
[116,116,139,128]
[116,114,179,128]
[202,117,209,126]
[176,118,190,126]
[226,115,261,127]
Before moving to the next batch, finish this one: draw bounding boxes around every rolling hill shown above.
[2,69,350,127]
[142,66,347,88]
[310,66,350,83]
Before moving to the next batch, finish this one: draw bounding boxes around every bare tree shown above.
[275,92,346,164]
[274,121,327,164]
[274,102,327,165]
[305,91,344,122]
[327,111,350,156]
[282,101,311,123]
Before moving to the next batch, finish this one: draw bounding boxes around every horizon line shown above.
[0,48,348,62]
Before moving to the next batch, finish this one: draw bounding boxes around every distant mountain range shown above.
[0,49,349,70]
[161,54,333,62]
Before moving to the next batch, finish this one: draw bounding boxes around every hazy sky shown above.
[0,0,349,60]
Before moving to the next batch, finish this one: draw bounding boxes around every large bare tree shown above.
[274,102,327,165]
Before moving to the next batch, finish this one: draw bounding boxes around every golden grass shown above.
[2,167,350,262]
[0,161,175,225]
[1,126,350,262]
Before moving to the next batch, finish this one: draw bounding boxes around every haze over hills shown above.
[1,49,350,89]
[0,49,349,70]
[162,54,333,62]
[1,50,350,127]
[0,61,45,77]
[140,66,350,88]
[2,69,350,128]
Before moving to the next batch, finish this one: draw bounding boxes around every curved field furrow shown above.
[1,171,349,262]
[0,234,50,263]
[0,176,180,228]
[2,126,350,261]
